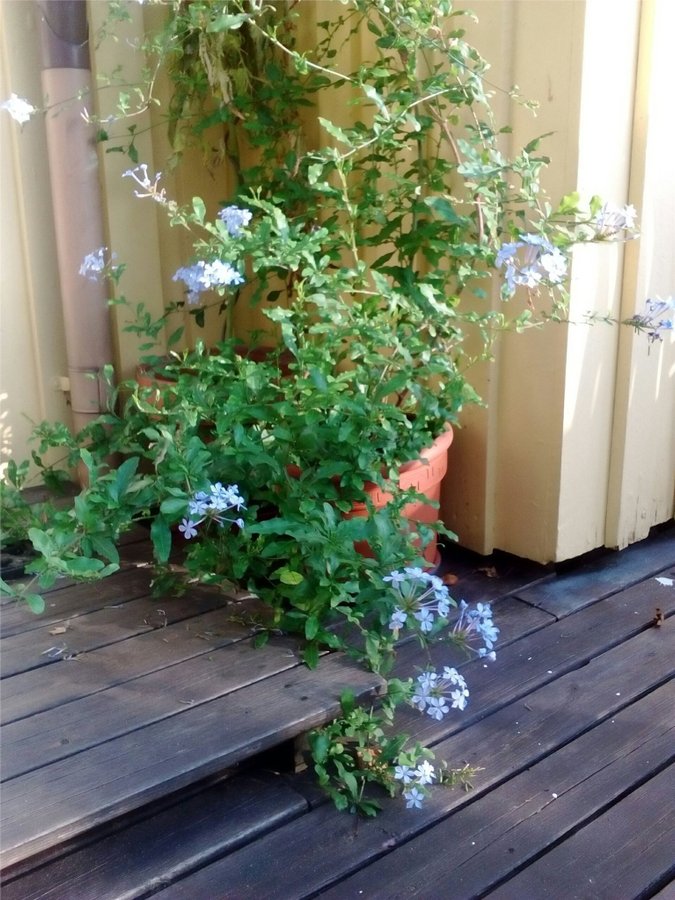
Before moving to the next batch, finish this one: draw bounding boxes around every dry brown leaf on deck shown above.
[477,566,499,578]
[48,624,69,635]
[442,573,459,586]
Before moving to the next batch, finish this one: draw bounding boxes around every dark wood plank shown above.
[0,566,154,637]
[485,766,675,900]
[1,633,306,780]
[515,527,675,617]
[0,653,385,869]
[317,682,675,898]
[143,619,675,899]
[0,773,307,899]
[439,545,553,604]
[0,585,247,679]
[0,603,259,725]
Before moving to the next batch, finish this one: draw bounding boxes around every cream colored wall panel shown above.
[606,0,675,548]
[0,0,70,478]
[87,1,167,380]
[555,0,641,560]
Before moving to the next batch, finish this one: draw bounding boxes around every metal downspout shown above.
[37,0,114,434]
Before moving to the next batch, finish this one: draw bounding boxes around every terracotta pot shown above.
[345,425,454,567]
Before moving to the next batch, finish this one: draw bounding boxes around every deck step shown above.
[0,648,384,872]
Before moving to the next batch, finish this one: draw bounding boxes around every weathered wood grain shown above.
[0,586,245,679]
[389,571,675,748]
[0,602,261,725]
[515,527,675,617]
[317,682,675,898]
[0,774,307,900]
[485,766,675,900]
[144,622,675,899]
[1,633,305,779]
[0,566,154,637]
[0,653,385,869]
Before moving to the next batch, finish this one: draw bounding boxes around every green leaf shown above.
[64,557,107,575]
[340,690,355,717]
[159,497,189,517]
[114,456,139,499]
[557,191,581,215]
[279,568,304,586]
[318,117,352,147]
[208,12,249,32]
[192,197,206,223]
[424,196,466,225]
[79,447,95,475]
[27,527,55,558]
[25,593,45,614]
[88,534,120,564]
[167,326,184,348]
[303,642,320,669]
[305,615,319,640]
[309,731,331,764]
[151,515,172,563]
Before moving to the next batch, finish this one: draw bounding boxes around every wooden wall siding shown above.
[0,0,71,479]
[1,0,673,561]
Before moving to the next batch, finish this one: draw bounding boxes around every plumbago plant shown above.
[1,0,671,814]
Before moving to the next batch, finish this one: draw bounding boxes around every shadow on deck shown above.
[1,523,674,899]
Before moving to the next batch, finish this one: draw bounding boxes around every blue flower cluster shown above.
[218,205,253,237]
[495,233,567,297]
[79,247,113,280]
[385,567,453,635]
[453,600,499,661]
[594,202,638,238]
[411,666,470,718]
[173,259,245,304]
[628,296,675,344]
[178,482,246,539]
[393,758,436,809]
[122,164,167,204]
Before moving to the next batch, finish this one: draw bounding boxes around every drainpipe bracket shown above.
[67,367,111,416]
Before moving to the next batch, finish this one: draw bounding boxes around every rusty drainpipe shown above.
[37,0,114,440]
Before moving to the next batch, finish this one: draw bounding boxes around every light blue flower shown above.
[219,205,253,237]
[409,667,470,719]
[178,518,199,540]
[389,608,408,631]
[403,787,425,809]
[384,570,407,584]
[173,260,244,304]
[393,764,414,784]
[496,233,567,297]
[414,607,435,633]
[594,202,638,237]
[79,247,112,280]
[384,568,455,635]
[180,483,246,537]
[123,164,167,204]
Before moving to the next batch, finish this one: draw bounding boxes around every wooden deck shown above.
[1,524,673,899]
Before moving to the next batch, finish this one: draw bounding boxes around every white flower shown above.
[414,760,435,785]
[1,93,36,125]
[595,202,638,237]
